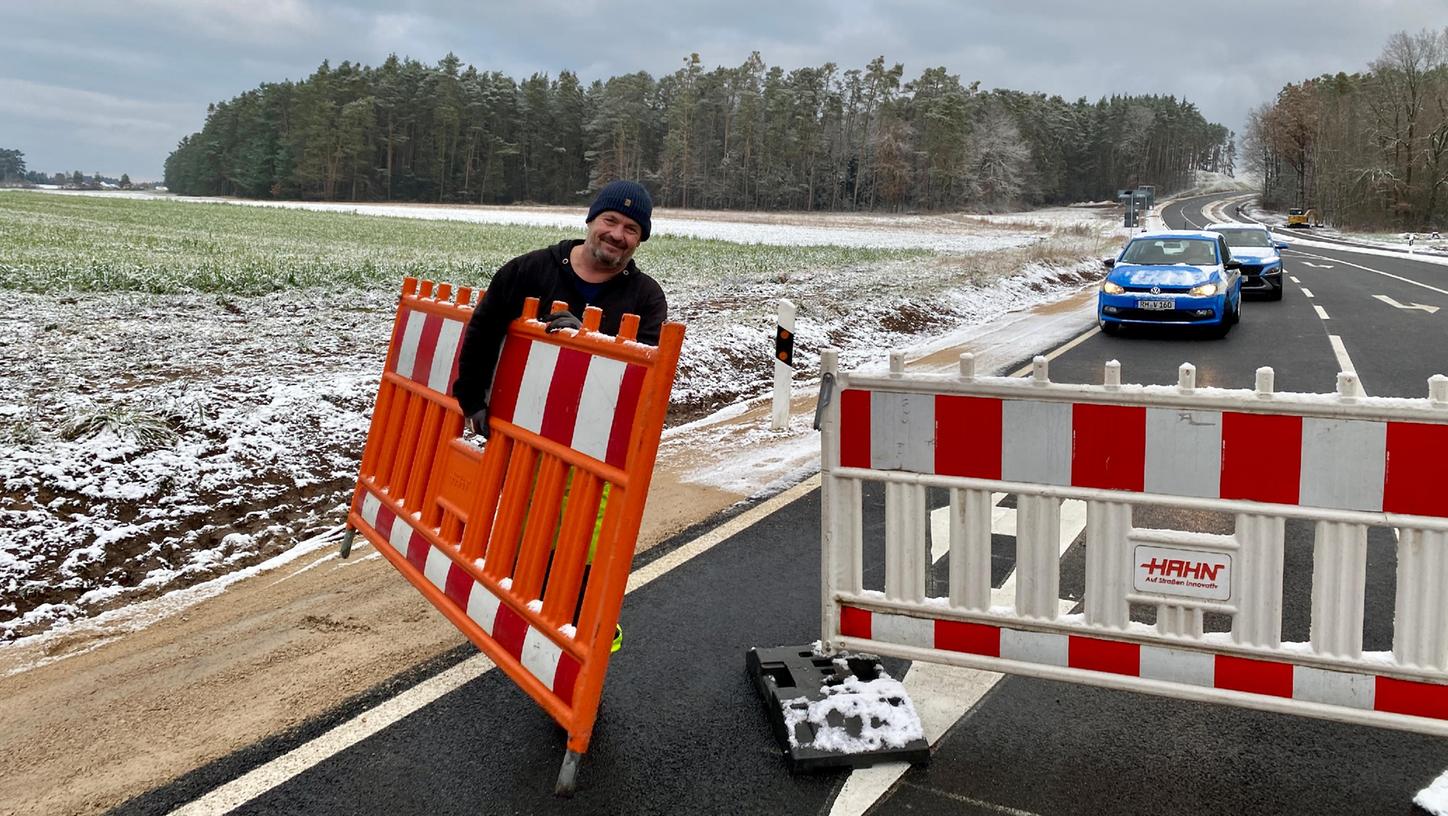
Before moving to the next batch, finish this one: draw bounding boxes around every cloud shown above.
[6,38,167,72]
[0,0,1439,180]
[133,0,326,46]
[0,79,196,150]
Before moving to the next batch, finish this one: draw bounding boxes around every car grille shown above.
[1113,308,1216,322]
[1238,263,1264,276]
[1121,285,1191,294]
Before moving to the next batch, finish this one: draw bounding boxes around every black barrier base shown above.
[746,645,930,773]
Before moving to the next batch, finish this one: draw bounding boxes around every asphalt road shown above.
[1158,193,1447,398]
[116,195,1448,816]
[899,193,1448,816]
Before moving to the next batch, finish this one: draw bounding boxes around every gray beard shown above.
[589,242,627,271]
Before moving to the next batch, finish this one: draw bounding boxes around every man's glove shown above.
[544,310,583,333]
[467,406,489,439]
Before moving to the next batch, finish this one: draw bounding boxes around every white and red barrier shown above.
[818,350,1448,734]
[487,335,649,470]
[388,304,467,394]
[839,370,1446,518]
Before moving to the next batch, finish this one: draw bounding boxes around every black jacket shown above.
[451,239,668,417]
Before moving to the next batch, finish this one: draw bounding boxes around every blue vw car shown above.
[1098,230,1243,337]
[1206,222,1288,300]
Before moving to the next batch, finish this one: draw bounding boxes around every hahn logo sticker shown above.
[1133,545,1232,601]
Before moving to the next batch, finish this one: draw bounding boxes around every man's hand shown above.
[544,310,583,333]
[467,407,489,439]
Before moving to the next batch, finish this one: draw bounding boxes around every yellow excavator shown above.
[1286,207,1317,228]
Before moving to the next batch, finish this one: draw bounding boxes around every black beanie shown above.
[586,180,653,241]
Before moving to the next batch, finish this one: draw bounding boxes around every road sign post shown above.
[772,299,797,430]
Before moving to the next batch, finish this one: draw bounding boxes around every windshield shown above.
[1213,228,1272,248]
[1120,238,1219,266]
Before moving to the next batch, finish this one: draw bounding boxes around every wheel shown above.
[1100,320,1120,336]
[1230,293,1242,324]
[1270,281,1284,301]
[1209,299,1235,338]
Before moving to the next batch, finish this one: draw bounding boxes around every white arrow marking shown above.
[1374,294,1440,314]
[1301,261,1335,269]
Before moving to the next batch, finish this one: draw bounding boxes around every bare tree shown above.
[968,99,1031,210]
[1367,29,1447,224]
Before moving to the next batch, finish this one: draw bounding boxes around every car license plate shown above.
[1138,299,1175,311]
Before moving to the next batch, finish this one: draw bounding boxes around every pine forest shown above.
[163,52,1233,212]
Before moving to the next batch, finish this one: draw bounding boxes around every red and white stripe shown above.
[357,490,582,705]
[838,390,1448,518]
[487,336,646,469]
[840,605,1448,722]
[388,307,467,395]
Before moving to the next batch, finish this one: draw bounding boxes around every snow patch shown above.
[781,660,924,753]
[1418,770,1448,815]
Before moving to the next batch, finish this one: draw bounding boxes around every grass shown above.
[60,403,180,447]
[0,192,930,295]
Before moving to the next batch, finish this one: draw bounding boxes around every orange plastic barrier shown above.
[343,277,684,794]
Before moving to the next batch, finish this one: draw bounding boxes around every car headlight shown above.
[1188,283,1219,296]
[1102,281,1126,294]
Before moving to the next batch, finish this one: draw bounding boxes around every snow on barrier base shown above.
[817,348,1448,737]
[345,278,684,795]
[746,645,929,772]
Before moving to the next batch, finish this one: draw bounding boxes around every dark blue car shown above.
[1098,230,1243,337]
[1206,222,1289,300]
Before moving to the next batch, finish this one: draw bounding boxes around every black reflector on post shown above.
[775,325,795,368]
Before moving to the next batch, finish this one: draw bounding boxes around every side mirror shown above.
[1103,258,1116,269]
[1225,259,1242,270]
[1274,241,1290,250]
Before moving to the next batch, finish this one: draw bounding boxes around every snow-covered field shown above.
[0,192,1117,643]
[20,188,1050,253]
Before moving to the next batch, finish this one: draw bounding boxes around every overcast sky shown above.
[2,0,1443,181]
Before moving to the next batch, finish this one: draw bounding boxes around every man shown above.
[452,179,667,435]
[453,181,666,652]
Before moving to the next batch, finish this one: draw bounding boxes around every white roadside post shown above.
[771,298,797,431]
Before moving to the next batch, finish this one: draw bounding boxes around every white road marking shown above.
[1301,261,1335,269]
[1313,304,1330,320]
[168,476,825,815]
[1416,767,1448,815]
[829,663,1007,814]
[626,474,822,593]
[1292,249,1448,296]
[1008,328,1100,377]
[1374,294,1441,314]
[1290,276,1301,284]
[990,500,1084,611]
[833,494,1084,816]
[1328,335,1366,396]
[167,655,497,816]
[1300,288,1314,298]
